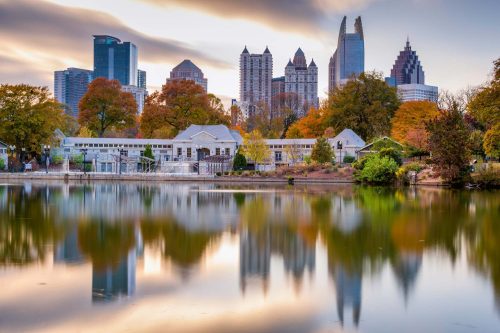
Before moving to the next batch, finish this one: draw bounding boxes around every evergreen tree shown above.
[311,137,333,164]
[233,149,247,170]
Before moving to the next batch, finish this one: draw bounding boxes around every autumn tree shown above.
[426,103,470,184]
[0,84,66,157]
[247,101,292,139]
[78,78,137,137]
[242,130,271,169]
[286,107,326,138]
[483,123,500,159]
[284,141,302,165]
[77,127,96,138]
[311,137,333,164]
[391,101,439,145]
[324,72,400,141]
[140,80,229,138]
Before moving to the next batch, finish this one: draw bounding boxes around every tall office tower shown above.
[93,35,138,86]
[328,16,365,92]
[121,85,147,115]
[167,59,208,91]
[137,69,147,89]
[54,68,93,117]
[389,39,425,85]
[284,48,319,116]
[239,46,273,116]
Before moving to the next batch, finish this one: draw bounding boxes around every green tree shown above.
[0,84,66,157]
[483,123,500,159]
[378,147,403,166]
[426,104,471,184]
[324,72,400,141]
[242,130,271,169]
[311,137,333,163]
[469,129,485,158]
[233,148,247,170]
[356,155,399,184]
[140,80,230,138]
[78,78,137,137]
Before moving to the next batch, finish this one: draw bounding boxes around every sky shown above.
[0,0,499,107]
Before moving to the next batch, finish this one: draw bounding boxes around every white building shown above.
[284,48,319,116]
[239,46,273,114]
[0,141,7,170]
[397,83,438,103]
[122,85,147,115]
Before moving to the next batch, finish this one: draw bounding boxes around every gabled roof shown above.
[174,125,242,143]
[242,46,249,54]
[357,136,403,152]
[330,129,365,147]
[0,140,7,148]
[309,58,317,67]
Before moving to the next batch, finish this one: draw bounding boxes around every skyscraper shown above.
[167,59,208,91]
[284,48,318,116]
[239,46,273,116]
[137,69,147,89]
[54,68,93,117]
[93,35,138,86]
[389,39,425,85]
[328,16,365,92]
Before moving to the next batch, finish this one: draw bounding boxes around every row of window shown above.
[73,143,172,149]
[269,144,312,149]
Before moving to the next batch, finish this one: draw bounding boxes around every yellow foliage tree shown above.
[242,130,271,169]
[391,101,439,146]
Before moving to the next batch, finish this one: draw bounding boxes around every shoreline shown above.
[0,172,450,186]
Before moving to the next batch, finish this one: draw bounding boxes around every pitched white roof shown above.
[174,125,242,143]
[330,129,365,147]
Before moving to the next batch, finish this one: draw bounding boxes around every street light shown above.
[337,140,343,166]
[195,144,201,175]
[81,145,88,174]
[43,145,51,174]
[118,145,125,175]
[8,145,15,172]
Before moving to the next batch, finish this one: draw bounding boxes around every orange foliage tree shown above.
[78,78,137,137]
[391,101,439,148]
[140,80,230,138]
[285,107,326,138]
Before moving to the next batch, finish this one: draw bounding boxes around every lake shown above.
[0,181,499,332]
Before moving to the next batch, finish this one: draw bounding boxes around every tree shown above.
[284,141,302,165]
[483,123,500,159]
[140,80,230,138]
[242,130,271,169]
[77,126,96,138]
[78,78,137,137]
[469,129,485,158]
[286,107,326,138]
[426,104,470,184]
[0,84,66,157]
[233,149,247,170]
[324,72,400,141]
[142,144,155,171]
[467,58,500,130]
[247,101,292,139]
[311,137,333,164]
[391,101,439,148]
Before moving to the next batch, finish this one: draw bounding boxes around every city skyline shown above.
[0,0,499,107]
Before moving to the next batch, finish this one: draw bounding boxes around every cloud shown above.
[139,0,379,35]
[0,0,230,89]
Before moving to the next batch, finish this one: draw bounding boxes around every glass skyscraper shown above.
[389,39,425,85]
[93,35,138,86]
[54,68,93,117]
[328,16,365,92]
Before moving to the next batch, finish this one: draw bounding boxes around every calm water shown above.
[0,182,499,333]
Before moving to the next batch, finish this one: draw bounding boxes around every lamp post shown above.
[337,140,343,166]
[118,145,125,175]
[43,145,51,174]
[195,144,200,175]
[8,145,15,172]
[81,145,88,174]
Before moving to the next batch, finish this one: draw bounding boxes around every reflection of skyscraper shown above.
[392,252,422,303]
[239,228,271,294]
[53,226,84,264]
[333,265,362,327]
[92,250,136,302]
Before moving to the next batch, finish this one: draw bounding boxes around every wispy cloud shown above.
[0,0,230,87]
[139,0,379,35]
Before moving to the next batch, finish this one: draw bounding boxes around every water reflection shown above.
[0,182,499,331]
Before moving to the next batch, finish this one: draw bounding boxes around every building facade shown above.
[137,69,147,89]
[389,39,425,85]
[397,83,438,102]
[328,16,365,92]
[284,48,319,116]
[93,35,138,86]
[167,59,208,91]
[0,141,7,171]
[121,85,147,114]
[239,46,273,115]
[54,68,93,117]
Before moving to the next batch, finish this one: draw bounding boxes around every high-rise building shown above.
[54,67,93,117]
[328,16,365,92]
[93,35,138,86]
[271,76,285,99]
[137,69,147,89]
[389,39,425,85]
[397,83,438,103]
[284,48,318,116]
[122,85,147,115]
[167,59,208,91]
[239,46,273,115]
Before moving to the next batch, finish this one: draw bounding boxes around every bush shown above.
[355,155,399,184]
[471,167,500,188]
[343,155,356,164]
[378,147,403,166]
[233,149,247,170]
[311,137,333,163]
[52,154,64,165]
[352,156,369,170]
[0,158,5,171]
[396,162,425,183]
[303,155,312,165]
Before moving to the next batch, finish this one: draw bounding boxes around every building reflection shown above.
[332,265,362,327]
[53,225,84,264]
[92,250,136,302]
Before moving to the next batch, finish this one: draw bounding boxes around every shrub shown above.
[52,154,64,165]
[304,155,312,165]
[378,147,403,166]
[343,155,356,164]
[71,154,84,164]
[0,158,5,171]
[471,167,500,188]
[396,162,424,183]
[355,155,399,184]
[352,156,369,170]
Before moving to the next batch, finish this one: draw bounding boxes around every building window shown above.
[187,148,192,158]
[225,148,230,156]
[275,151,282,162]
[216,148,220,155]
[177,147,182,156]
